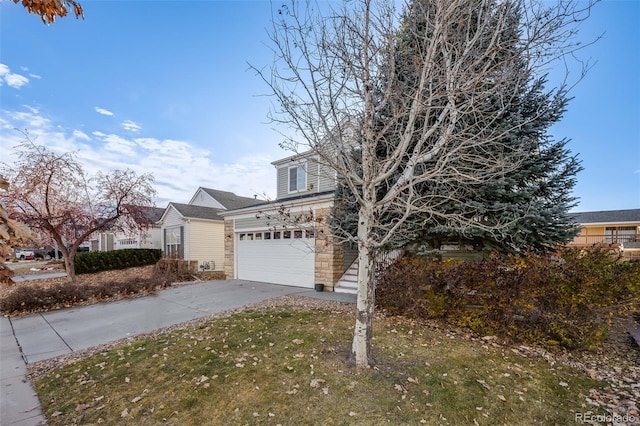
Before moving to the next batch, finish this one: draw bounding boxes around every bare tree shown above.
[252,0,595,366]
[1,135,157,281]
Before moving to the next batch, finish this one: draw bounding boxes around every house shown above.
[568,209,640,246]
[567,209,640,259]
[158,188,262,273]
[90,206,166,252]
[221,151,358,292]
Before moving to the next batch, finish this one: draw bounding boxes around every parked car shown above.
[15,249,35,260]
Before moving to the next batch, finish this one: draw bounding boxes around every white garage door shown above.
[237,230,316,288]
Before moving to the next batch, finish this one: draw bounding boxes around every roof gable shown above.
[188,187,225,208]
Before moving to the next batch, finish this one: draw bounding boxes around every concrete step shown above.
[334,285,357,294]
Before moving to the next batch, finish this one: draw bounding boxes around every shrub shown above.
[0,275,168,315]
[154,259,197,284]
[74,249,162,274]
[377,247,640,350]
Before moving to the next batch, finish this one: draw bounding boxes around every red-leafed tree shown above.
[12,0,83,24]
[1,135,156,281]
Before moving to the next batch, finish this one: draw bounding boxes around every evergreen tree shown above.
[330,0,582,255]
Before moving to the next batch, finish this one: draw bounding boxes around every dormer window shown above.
[288,164,306,192]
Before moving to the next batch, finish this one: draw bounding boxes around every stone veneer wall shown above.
[224,219,235,279]
[314,208,345,291]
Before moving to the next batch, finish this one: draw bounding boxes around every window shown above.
[294,230,303,239]
[283,230,291,239]
[255,232,262,240]
[273,231,281,239]
[165,226,183,258]
[306,229,315,239]
[264,232,271,240]
[605,226,637,244]
[288,164,306,192]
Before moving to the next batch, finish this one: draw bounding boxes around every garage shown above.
[236,229,316,288]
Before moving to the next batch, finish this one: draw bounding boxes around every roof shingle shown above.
[170,203,225,221]
[571,209,640,224]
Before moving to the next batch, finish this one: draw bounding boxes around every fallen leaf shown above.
[497,395,506,402]
[310,379,326,388]
[476,379,490,390]
[121,408,129,417]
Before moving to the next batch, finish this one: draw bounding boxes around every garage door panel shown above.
[237,237,315,288]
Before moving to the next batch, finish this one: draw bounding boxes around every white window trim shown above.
[288,162,307,193]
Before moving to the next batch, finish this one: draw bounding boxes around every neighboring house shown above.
[158,188,262,273]
[221,151,358,292]
[567,209,640,259]
[90,206,166,252]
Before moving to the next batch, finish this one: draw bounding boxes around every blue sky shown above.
[1,0,638,212]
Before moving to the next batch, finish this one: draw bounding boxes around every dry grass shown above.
[33,305,610,426]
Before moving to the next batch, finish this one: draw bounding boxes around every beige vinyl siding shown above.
[579,226,606,236]
[187,220,225,271]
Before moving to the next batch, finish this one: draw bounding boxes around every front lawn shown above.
[33,304,611,425]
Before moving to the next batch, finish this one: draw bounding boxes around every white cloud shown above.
[92,132,138,157]
[94,107,114,116]
[121,119,142,132]
[29,73,42,80]
[0,63,30,89]
[2,108,51,130]
[22,105,39,114]
[73,129,91,141]
[1,105,276,205]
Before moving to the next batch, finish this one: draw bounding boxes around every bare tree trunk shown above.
[352,206,376,367]
[64,250,76,282]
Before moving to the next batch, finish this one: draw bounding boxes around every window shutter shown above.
[163,228,167,255]
[179,226,184,259]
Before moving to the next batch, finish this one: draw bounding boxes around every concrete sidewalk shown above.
[1,279,356,425]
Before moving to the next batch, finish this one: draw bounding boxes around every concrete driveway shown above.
[1,279,355,425]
